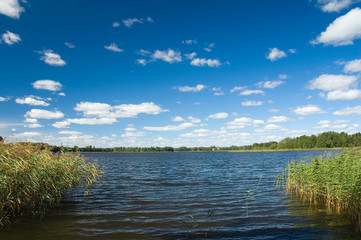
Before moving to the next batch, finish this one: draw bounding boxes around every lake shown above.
[1,151,360,239]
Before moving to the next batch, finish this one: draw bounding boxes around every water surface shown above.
[1,151,360,239]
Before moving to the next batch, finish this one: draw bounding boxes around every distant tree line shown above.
[2,131,361,153]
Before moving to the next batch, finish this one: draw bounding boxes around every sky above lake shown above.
[1,0,361,147]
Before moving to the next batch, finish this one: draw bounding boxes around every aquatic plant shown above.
[280,150,361,229]
[0,140,102,226]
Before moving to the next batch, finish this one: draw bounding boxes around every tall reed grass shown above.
[0,141,102,225]
[280,150,361,228]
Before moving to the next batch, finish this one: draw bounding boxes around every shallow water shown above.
[1,151,360,239]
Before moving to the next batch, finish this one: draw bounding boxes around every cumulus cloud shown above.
[333,105,361,115]
[223,117,264,130]
[74,101,168,119]
[52,118,117,128]
[59,130,81,135]
[309,74,357,91]
[314,119,348,129]
[208,112,229,119]
[255,124,287,133]
[184,52,197,60]
[25,109,64,119]
[311,8,361,46]
[241,101,263,106]
[15,96,49,106]
[14,132,41,139]
[266,48,287,61]
[190,58,221,67]
[136,59,147,66]
[293,104,327,115]
[104,42,123,52]
[239,89,265,96]
[151,49,182,63]
[112,21,120,27]
[64,42,75,48]
[172,116,184,122]
[123,17,153,28]
[1,31,21,45]
[0,96,9,102]
[0,0,24,19]
[268,109,280,113]
[32,80,63,91]
[343,59,361,73]
[24,123,43,129]
[268,116,291,123]
[144,122,195,131]
[230,86,246,93]
[256,80,284,89]
[173,84,206,92]
[326,89,361,100]
[38,50,66,66]
[204,43,215,52]
[121,131,146,138]
[317,0,356,12]
[211,87,224,96]
[188,116,201,123]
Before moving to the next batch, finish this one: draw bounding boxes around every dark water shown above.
[1,151,360,239]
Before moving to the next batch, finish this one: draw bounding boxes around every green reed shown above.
[279,150,361,229]
[0,141,102,226]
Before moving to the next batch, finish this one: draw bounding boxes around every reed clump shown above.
[282,150,361,228]
[0,140,102,226]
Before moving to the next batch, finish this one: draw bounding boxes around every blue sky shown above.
[1,0,361,147]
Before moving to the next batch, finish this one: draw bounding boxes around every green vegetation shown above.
[280,150,361,229]
[0,141,102,226]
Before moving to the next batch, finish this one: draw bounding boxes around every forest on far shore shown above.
[3,131,359,153]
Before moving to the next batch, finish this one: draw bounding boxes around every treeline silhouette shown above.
[28,131,361,153]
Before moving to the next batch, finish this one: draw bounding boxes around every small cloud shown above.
[0,96,9,102]
[266,47,287,61]
[268,116,291,123]
[15,96,49,106]
[144,122,196,131]
[317,0,355,13]
[172,116,184,122]
[1,31,21,45]
[230,86,246,93]
[182,39,197,44]
[334,105,361,116]
[204,42,215,52]
[212,87,224,96]
[268,109,279,113]
[123,18,143,28]
[112,21,120,27]
[32,79,62,91]
[188,116,201,123]
[58,92,66,96]
[256,80,284,89]
[136,59,147,66]
[38,49,66,66]
[151,49,182,63]
[184,52,197,60]
[241,101,263,106]
[104,42,123,52]
[208,112,229,119]
[24,123,43,129]
[64,42,75,48]
[25,109,64,119]
[278,74,288,79]
[288,49,297,54]
[239,89,265,96]
[173,84,206,92]
[343,58,361,73]
[136,49,151,56]
[59,130,81,135]
[293,104,327,115]
[146,16,153,22]
[190,58,221,67]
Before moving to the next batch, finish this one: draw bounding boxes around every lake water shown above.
[1,151,360,239]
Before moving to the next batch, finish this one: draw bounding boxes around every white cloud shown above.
[266,48,287,61]
[255,124,287,133]
[326,89,361,100]
[112,21,120,27]
[208,112,229,119]
[182,39,197,44]
[317,0,355,12]
[59,130,81,135]
[125,127,136,131]
[0,96,9,101]
[190,58,221,67]
[123,18,143,28]
[64,42,75,48]
[268,109,279,113]
[333,105,361,115]
[311,8,361,46]
[184,52,197,60]
[204,42,215,52]
[58,92,66,96]
[278,74,288,80]
[15,96,49,106]
[39,50,66,66]
[173,84,206,92]
[230,86,246,93]
[293,104,327,115]
[25,118,37,123]
[104,42,123,52]
[0,0,24,19]
[74,101,168,118]
[308,74,357,91]
[52,118,117,128]
[32,80,63,91]
[239,89,265,96]
[241,101,263,106]
[136,59,147,66]
[343,59,361,73]
[172,116,184,122]
[256,80,284,89]
[268,116,291,123]
[151,49,182,63]
[121,131,146,138]
[188,116,201,123]
[1,31,21,45]
[136,49,151,56]
[144,122,195,131]
[212,87,224,96]
[224,117,264,129]
[314,119,348,129]
[14,132,41,139]
[25,109,64,119]
[288,49,297,54]
[24,123,43,128]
